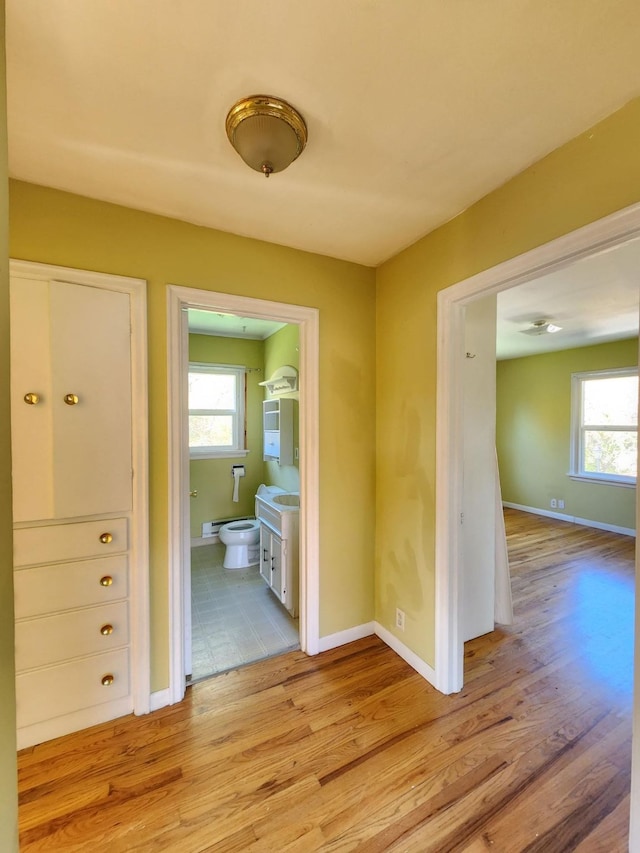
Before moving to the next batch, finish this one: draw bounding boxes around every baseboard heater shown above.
[202,517,252,538]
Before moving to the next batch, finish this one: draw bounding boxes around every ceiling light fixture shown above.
[520,320,563,336]
[225,95,308,178]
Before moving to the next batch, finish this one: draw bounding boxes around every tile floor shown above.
[189,542,300,681]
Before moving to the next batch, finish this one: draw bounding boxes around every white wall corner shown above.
[317,622,376,653]
[374,622,438,688]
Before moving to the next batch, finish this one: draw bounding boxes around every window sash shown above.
[570,368,638,485]
[188,363,245,456]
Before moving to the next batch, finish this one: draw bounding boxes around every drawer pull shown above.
[101,674,115,686]
[99,575,113,587]
[64,393,79,405]
[100,624,114,636]
[24,392,40,405]
[99,532,113,544]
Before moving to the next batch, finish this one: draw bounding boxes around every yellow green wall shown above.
[375,97,640,668]
[188,334,265,537]
[0,2,18,848]
[497,339,637,530]
[9,180,377,689]
[264,324,300,492]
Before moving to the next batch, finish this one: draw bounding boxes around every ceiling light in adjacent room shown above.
[520,320,563,336]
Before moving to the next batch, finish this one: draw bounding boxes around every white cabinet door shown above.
[259,524,283,600]
[10,278,132,522]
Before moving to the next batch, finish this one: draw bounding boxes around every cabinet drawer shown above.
[255,500,282,536]
[15,601,129,671]
[15,648,130,728]
[14,517,128,567]
[14,555,128,619]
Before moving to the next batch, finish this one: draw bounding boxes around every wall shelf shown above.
[259,365,298,396]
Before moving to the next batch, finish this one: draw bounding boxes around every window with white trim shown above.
[570,367,638,486]
[188,363,247,458]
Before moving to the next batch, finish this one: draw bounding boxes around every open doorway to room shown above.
[185,311,302,681]
[167,285,320,704]
[435,204,640,696]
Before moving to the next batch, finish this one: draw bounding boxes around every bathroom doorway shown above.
[166,285,320,704]
[186,313,301,681]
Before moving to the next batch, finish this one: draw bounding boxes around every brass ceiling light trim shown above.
[225,95,308,177]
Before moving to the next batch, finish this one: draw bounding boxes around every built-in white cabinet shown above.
[263,398,294,465]
[10,261,147,749]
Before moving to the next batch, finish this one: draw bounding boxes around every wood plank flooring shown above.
[17,509,636,851]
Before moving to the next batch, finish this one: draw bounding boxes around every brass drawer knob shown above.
[101,674,114,686]
[99,532,113,544]
[64,393,79,405]
[100,624,114,636]
[99,575,113,587]
[24,392,40,405]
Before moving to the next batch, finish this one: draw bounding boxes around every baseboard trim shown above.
[191,535,220,548]
[317,622,375,653]
[374,622,438,688]
[149,687,173,712]
[503,501,636,537]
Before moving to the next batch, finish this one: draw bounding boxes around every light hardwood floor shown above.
[17,509,635,851]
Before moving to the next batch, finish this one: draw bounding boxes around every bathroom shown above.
[187,310,300,681]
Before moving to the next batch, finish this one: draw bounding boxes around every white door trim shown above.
[167,285,320,704]
[435,201,640,695]
[10,259,151,715]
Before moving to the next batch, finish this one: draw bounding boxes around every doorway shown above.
[435,203,640,695]
[186,316,301,681]
[167,285,320,704]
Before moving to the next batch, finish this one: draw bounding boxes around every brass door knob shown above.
[100,624,114,636]
[189,490,198,498]
[99,532,113,544]
[63,393,79,405]
[24,393,40,405]
[101,674,114,686]
[99,575,113,587]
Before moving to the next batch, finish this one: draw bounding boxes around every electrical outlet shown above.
[550,498,557,509]
[395,608,405,631]
[558,499,565,509]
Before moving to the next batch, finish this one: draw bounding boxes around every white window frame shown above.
[569,366,638,487]
[188,362,249,459]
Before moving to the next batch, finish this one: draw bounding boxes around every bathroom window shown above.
[188,363,247,458]
[569,367,638,486]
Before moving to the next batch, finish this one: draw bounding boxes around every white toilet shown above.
[218,519,260,569]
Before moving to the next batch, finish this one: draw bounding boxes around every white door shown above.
[462,295,498,642]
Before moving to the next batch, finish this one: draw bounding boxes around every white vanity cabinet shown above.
[10,262,147,749]
[255,490,299,617]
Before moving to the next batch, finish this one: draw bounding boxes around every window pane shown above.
[583,376,638,426]
[189,415,234,448]
[584,430,637,477]
[188,372,236,410]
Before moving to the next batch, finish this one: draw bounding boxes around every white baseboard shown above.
[503,501,636,537]
[149,687,173,712]
[317,622,375,653]
[191,535,220,548]
[374,622,438,688]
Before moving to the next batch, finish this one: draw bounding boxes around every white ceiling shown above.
[6,0,640,268]
[496,238,640,360]
[188,309,285,340]
[6,2,640,356]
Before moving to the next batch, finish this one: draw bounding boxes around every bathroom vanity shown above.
[255,486,299,617]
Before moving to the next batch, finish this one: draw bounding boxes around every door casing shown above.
[166,285,320,703]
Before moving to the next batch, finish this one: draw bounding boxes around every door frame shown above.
[167,285,320,703]
[435,201,640,695]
